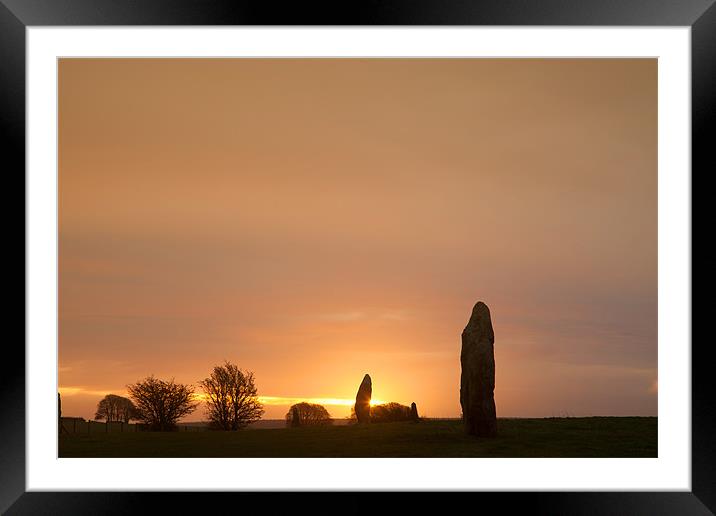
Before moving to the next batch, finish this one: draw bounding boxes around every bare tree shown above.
[285,402,332,427]
[127,376,198,431]
[95,394,139,423]
[199,361,264,430]
[116,396,140,423]
[95,396,116,422]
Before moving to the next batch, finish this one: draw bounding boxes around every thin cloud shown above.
[258,396,389,407]
[58,386,123,398]
[379,310,411,321]
[315,311,366,322]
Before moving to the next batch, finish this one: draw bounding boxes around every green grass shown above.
[58,417,657,458]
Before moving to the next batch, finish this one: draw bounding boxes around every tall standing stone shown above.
[460,301,497,437]
[355,374,372,423]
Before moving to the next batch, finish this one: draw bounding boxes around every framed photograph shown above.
[5,0,710,513]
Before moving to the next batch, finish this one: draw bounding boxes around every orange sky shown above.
[58,58,657,421]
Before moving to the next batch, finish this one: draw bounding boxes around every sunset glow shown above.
[58,58,657,422]
[59,386,388,418]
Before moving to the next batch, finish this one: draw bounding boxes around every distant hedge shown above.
[370,402,413,423]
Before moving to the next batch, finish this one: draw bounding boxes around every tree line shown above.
[349,402,419,423]
[84,361,265,431]
[83,360,340,431]
[284,401,419,427]
[68,360,417,432]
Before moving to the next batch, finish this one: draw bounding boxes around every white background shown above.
[26,27,691,491]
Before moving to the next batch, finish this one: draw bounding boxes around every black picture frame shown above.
[4,1,709,514]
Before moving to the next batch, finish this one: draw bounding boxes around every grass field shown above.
[58,417,657,458]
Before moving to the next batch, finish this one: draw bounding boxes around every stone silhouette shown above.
[58,392,69,435]
[355,374,372,423]
[460,301,497,437]
[410,402,419,422]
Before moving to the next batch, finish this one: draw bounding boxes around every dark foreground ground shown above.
[59,417,657,458]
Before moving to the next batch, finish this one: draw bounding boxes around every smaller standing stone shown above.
[410,402,419,422]
[355,374,372,423]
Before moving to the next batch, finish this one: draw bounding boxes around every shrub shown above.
[370,402,412,423]
[285,402,332,427]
